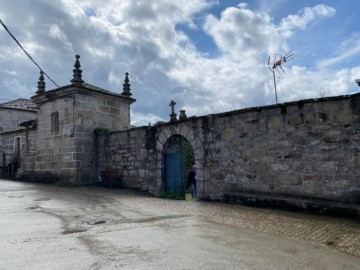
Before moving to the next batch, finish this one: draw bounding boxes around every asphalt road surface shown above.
[0,180,359,270]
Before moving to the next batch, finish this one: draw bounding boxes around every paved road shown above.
[0,180,359,270]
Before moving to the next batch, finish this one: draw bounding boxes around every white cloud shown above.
[317,33,360,69]
[2,78,34,98]
[131,110,164,127]
[273,65,360,103]
[279,4,336,38]
[3,70,18,76]
[203,6,282,56]
[0,0,358,127]
[49,25,73,52]
[237,3,248,9]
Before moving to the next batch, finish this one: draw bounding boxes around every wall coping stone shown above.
[124,92,360,130]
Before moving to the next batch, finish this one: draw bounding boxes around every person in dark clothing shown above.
[188,165,197,198]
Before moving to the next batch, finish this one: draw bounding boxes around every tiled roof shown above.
[81,82,125,97]
[0,99,37,111]
[0,125,35,134]
[45,82,135,101]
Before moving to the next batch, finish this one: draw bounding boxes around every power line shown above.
[0,19,60,88]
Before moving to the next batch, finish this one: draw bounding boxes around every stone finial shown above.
[169,100,177,122]
[179,110,187,120]
[121,72,132,96]
[36,71,46,94]
[356,79,360,87]
[70,54,84,84]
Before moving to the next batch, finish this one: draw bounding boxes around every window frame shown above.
[51,111,59,132]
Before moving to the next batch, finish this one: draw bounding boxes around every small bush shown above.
[53,179,75,187]
[93,127,109,134]
[158,190,184,200]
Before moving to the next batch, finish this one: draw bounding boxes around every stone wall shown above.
[0,108,36,165]
[1,128,37,177]
[19,128,37,177]
[97,128,159,193]
[97,93,360,203]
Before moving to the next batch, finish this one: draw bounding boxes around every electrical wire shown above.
[0,19,60,88]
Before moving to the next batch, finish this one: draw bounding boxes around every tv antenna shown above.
[268,51,294,104]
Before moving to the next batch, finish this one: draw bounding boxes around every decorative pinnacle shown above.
[179,110,187,120]
[36,70,46,94]
[121,72,132,96]
[70,54,84,84]
[169,100,177,122]
[356,79,360,87]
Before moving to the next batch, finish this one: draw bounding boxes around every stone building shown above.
[0,99,37,131]
[0,99,37,177]
[1,55,135,183]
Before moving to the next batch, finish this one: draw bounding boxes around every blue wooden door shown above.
[163,136,185,199]
[164,152,184,194]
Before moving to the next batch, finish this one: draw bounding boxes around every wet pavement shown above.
[0,180,359,270]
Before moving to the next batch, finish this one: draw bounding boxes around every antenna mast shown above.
[267,51,294,104]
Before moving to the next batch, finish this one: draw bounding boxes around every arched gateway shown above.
[162,135,194,199]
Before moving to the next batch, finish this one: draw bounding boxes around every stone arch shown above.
[155,123,204,197]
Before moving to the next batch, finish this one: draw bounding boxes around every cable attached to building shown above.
[0,18,60,88]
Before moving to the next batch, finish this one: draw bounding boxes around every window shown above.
[51,112,59,132]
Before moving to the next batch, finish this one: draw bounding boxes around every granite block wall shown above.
[33,90,133,183]
[0,108,36,165]
[97,94,360,202]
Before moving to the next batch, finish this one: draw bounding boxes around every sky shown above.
[1,0,360,126]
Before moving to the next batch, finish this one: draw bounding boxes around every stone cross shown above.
[170,100,176,114]
[169,100,177,122]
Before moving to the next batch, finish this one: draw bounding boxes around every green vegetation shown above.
[158,190,184,200]
[53,179,75,187]
[183,140,195,189]
[93,127,109,134]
